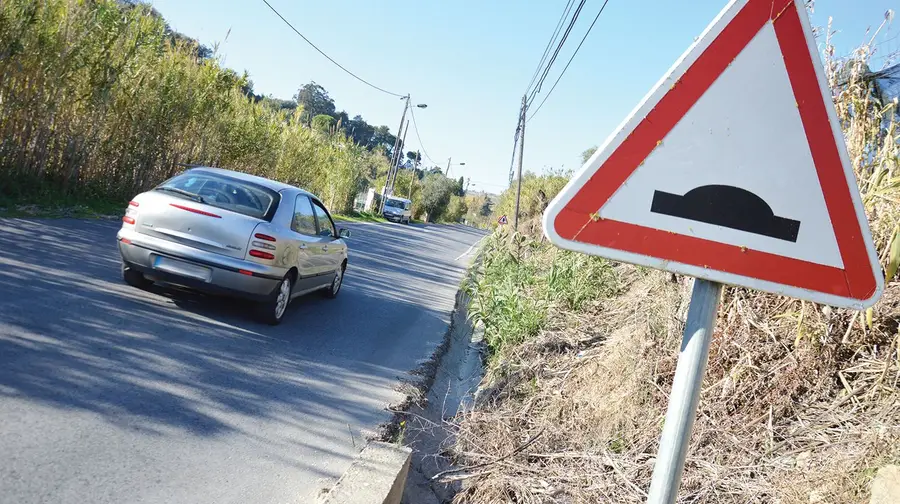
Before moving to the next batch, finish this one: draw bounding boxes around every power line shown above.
[873,30,900,48]
[261,0,405,98]
[408,105,440,167]
[528,0,587,106]
[524,0,577,96]
[528,0,611,123]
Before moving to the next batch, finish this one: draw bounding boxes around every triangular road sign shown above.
[543,0,883,309]
[498,215,508,225]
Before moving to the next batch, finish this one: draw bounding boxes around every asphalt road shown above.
[0,217,486,504]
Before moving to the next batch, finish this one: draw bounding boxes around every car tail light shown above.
[169,203,221,218]
[249,249,275,260]
[254,233,276,242]
[124,200,139,225]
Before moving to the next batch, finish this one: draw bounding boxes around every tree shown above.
[294,81,335,124]
[457,176,465,196]
[394,169,420,202]
[347,115,375,147]
[311,114,335,133]
[333,110,349,130]
[371,125,397,158]
[238,76,256,99]
[581,145,598,164]
[496,171,569,224]
[479,197,493,217]
[260,97,298,114]
[445,195,468,222]
[420,174,455,222]
[406,151,421,164]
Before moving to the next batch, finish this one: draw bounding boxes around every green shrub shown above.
[469,231,619,361]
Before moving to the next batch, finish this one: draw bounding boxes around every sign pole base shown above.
[646,278,722,504]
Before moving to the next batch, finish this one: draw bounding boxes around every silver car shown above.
[117,167,350,325]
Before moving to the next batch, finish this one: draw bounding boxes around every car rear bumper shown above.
[117,227,284,301]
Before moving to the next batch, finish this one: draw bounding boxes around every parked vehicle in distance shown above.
[117,167,351,325]
[382,196,411,224]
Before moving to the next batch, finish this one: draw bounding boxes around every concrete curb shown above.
[320,441,412,504]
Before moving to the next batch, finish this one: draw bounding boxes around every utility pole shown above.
[386,116,404,192]
[390,96,410,173]
[513,94,526,231]
[389,121,409,195]
[382,95,411,213]
[445,157,452,176]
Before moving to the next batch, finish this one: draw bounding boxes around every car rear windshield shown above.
[154,171,279,220]
[385,199,407,210]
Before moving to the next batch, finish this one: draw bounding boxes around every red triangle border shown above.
[553,0,877,301]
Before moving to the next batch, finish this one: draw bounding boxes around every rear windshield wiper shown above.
[155,186,207,204]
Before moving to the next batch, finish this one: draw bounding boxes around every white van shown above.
[382,196,412,224]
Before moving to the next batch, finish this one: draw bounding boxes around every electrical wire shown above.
[527,0,587,106]
[408,105,441,167]
[524,0,577,96]
[261,0,405,98]
[527,0,611,123]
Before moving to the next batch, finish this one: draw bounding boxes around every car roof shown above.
[188,167,314,197]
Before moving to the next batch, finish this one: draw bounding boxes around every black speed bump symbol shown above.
[650,185,800,243]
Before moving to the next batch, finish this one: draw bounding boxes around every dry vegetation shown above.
[446,23,900,504]
[0,0,389,213]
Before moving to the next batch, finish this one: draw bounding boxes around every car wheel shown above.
[324,263,345,299]
[257,275,292,325]
[122,263,152,289]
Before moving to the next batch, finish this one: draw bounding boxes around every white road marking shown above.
[456,236,487,261]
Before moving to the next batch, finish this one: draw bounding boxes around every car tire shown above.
[122,263,152,289]
[256,275,292,325]
[324,263,345,299]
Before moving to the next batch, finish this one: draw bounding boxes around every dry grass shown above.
[447,19,900,504]
[450,264,900,503]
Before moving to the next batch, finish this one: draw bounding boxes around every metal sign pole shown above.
[646,278,722,504]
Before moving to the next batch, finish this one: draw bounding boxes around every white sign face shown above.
[602,22,841,269]
[542,0,883,309]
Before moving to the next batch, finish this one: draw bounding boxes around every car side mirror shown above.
[339,228,351,239]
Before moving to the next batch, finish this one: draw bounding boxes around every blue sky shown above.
[150,0,898,194]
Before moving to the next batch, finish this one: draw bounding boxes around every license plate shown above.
[152,255,212,282]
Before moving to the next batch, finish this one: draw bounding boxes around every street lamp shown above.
[445,158,466,176]
[383,97,427,212]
